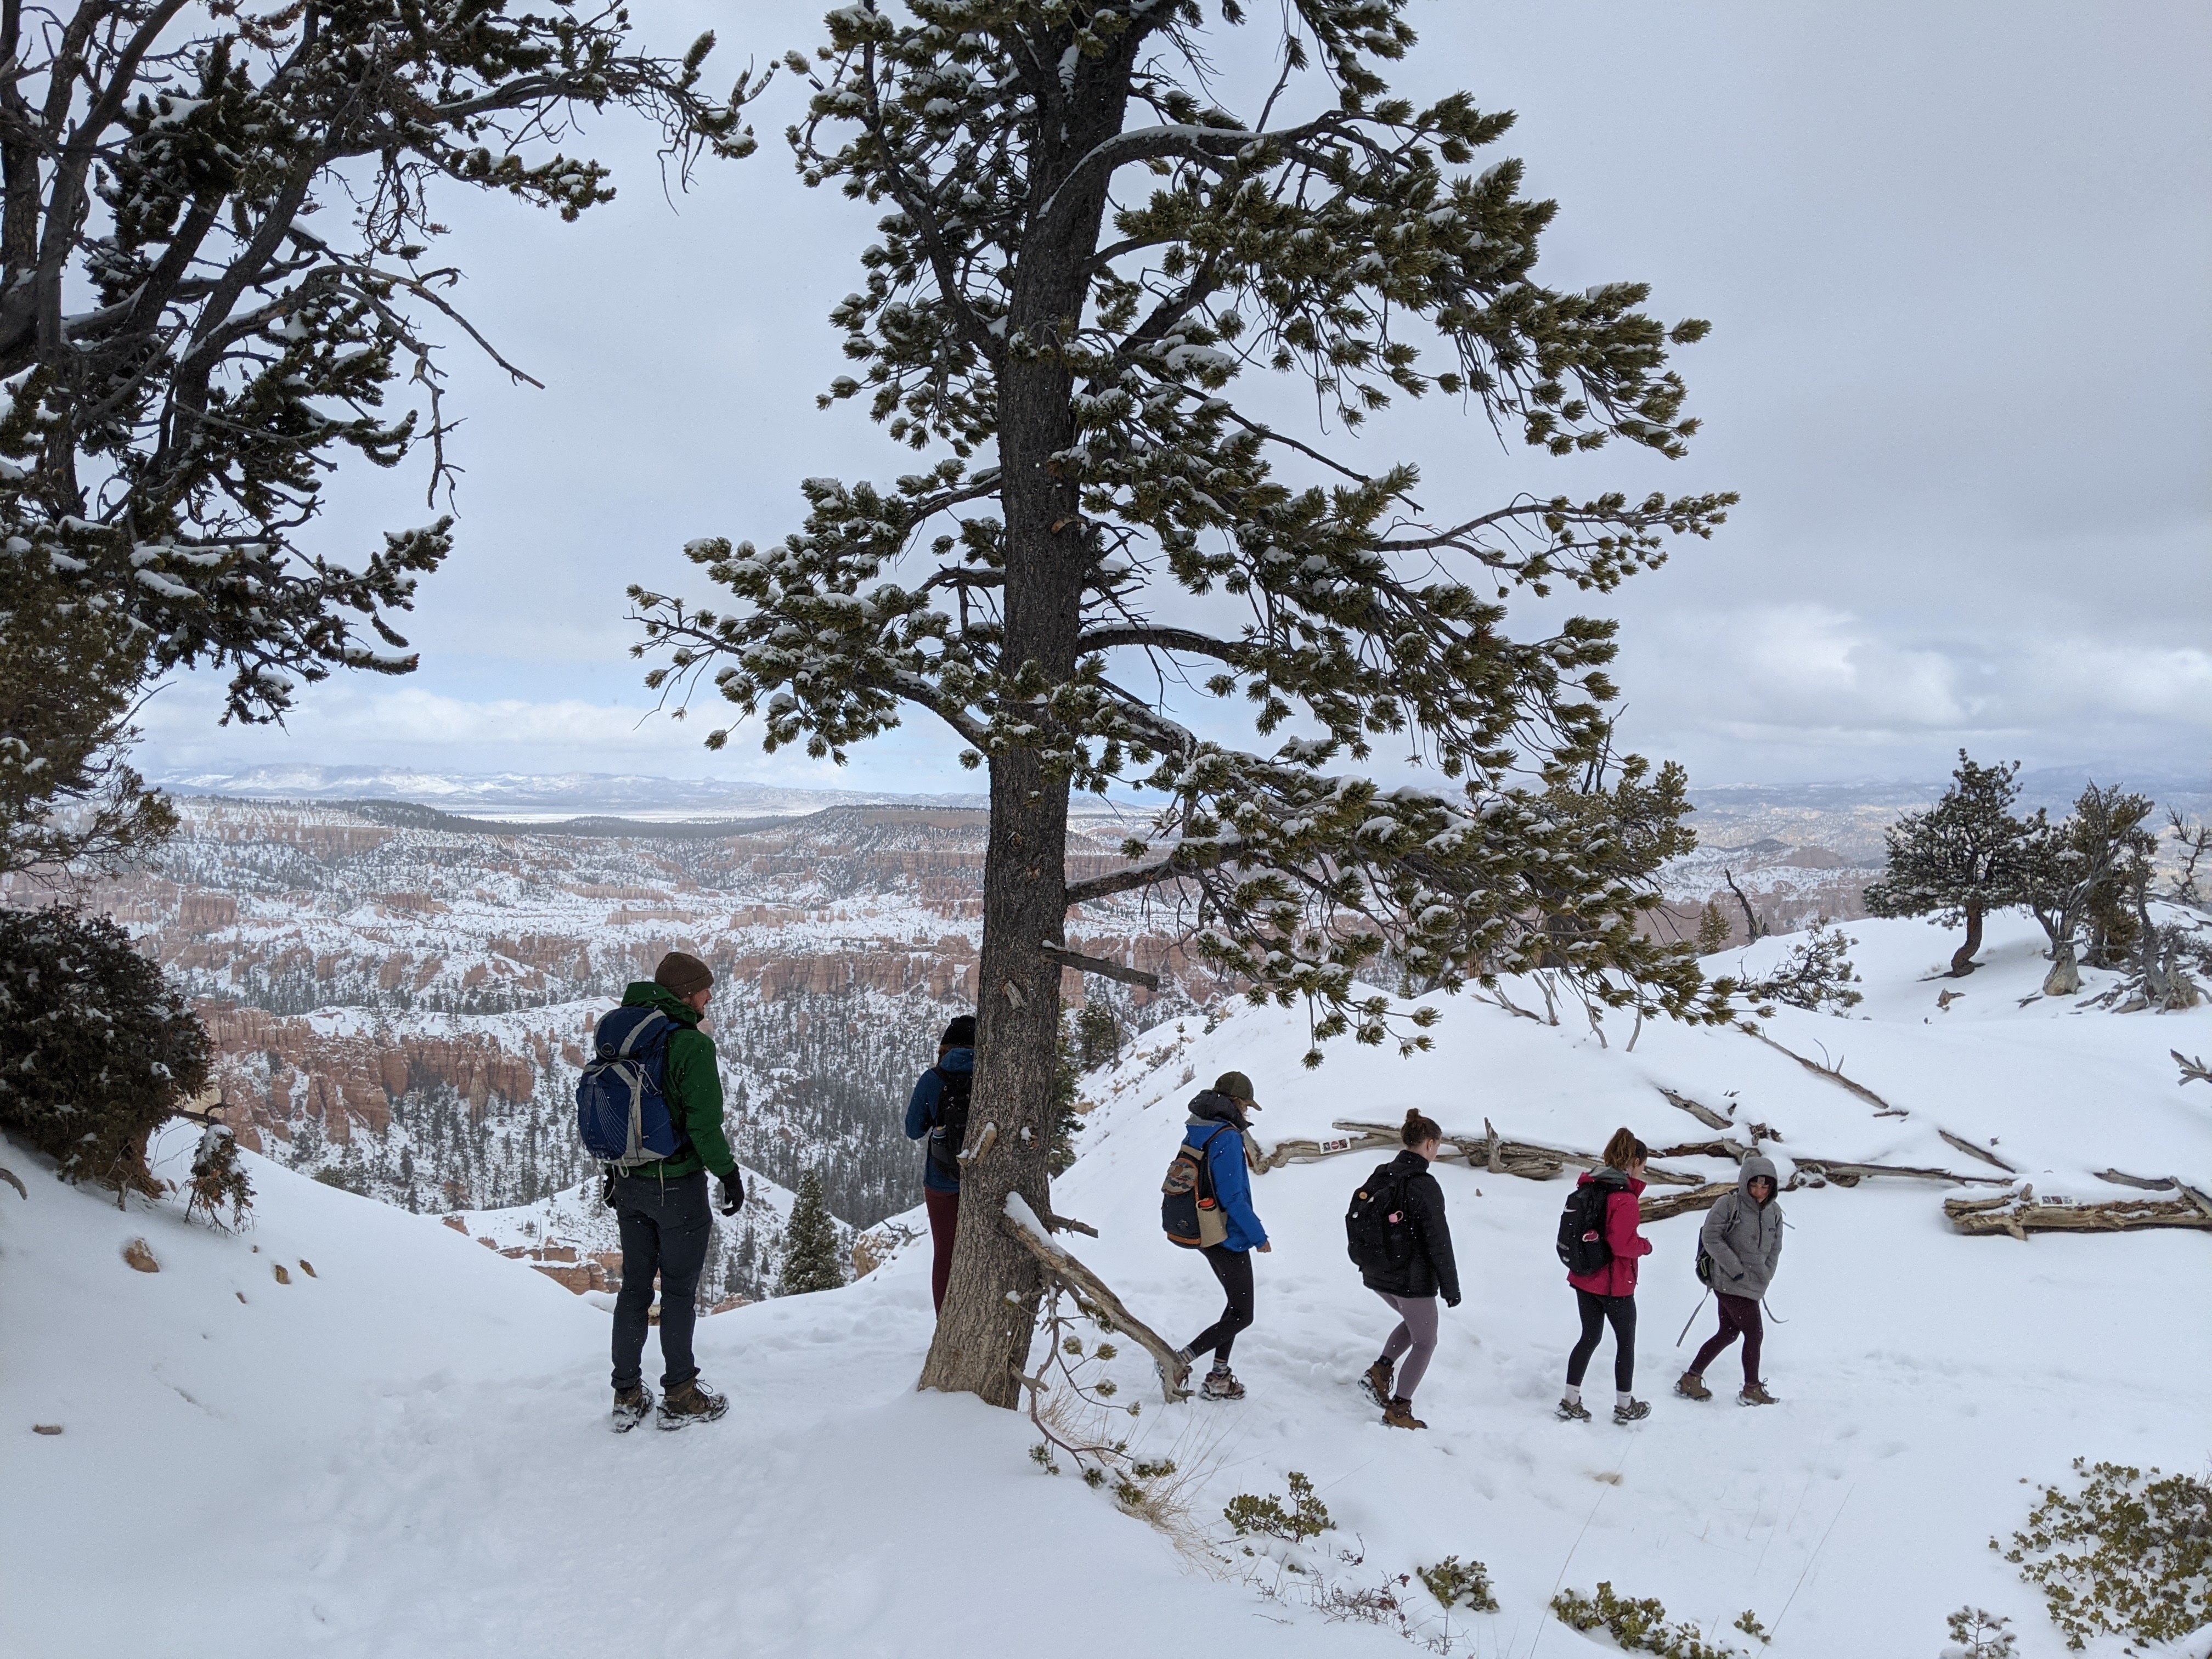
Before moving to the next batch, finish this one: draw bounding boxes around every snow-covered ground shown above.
[4,913,2208,1657]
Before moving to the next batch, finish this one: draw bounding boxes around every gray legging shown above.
[1373,1290,1440,1398]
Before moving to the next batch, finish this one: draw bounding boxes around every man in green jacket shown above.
[608,951,746,1431]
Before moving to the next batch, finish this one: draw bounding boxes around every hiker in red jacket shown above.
[1558,1127,1655,1425]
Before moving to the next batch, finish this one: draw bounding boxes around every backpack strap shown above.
[612,1009,672,1057]
[1195,1124,1233,1205]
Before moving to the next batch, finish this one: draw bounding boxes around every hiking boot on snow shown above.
[1199,1365,1246,1401]
[1555,1395,1593,1422]
[1738,1382,1778,1407]
[611,1385,654,1433]
[1382,1395,1426,1431]
[1613,1397,1651,1425]
[655,1378,729,1430]
[1674,1371,1712,1402]
[1362,1358,1395,1408]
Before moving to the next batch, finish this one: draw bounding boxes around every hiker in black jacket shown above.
[1358,1108,1461,1431]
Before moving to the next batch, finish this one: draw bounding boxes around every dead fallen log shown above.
[1748,1030,1906,1116]
[1000,1195,1189,1402]
[1944,1184,2212,1240]
[1790,1158,2012,1189]
[1332,1119,1709,1187]
[2093,1168,2176,1191]
[1938,1129,2017,1173]
[1655,1139,1754,1165]
[1658,1087,1733,1131]
[1252,1127,1403,1172]
[1638,1182,1737,1223]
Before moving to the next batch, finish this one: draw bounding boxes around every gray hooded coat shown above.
[1700,1154,1785,1300]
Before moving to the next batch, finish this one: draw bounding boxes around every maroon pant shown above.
[925,1188,960,1313]
[1690,1292,1764,1385]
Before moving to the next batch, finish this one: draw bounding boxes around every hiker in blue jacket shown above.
[1161,1073,1271,1401]
[904,1014,975,1314]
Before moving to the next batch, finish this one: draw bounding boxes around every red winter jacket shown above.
[1565,1170,1651,1298]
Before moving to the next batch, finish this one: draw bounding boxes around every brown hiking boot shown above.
[655,1378,729,1430]
[1675,1371,1712,1401]
[1199,1366,1245,1401]
[1738,1382,1778,1407]
[611,1385,653,1434]
[1362,1358,1395,1408]
[1382,1395,1426,1431]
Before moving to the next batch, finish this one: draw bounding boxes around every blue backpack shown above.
[575,1007,690,1170]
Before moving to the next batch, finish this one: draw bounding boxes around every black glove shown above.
[717,1172,746,1216]
[1444,1292,1462,1310]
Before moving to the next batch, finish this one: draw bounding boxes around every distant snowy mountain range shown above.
[155,763,989,821]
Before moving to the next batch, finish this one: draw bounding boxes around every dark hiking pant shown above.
[1186,1244,1254,1365]
[1689,1292,1764,1386]
[925,1187,960,1314]
[1374,1290,1440,1399]
[611,1170,712,1392]
[1567,1288,1637,1392]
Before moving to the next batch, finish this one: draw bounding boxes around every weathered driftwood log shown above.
[1252,1128,1403,1172]
[1748,1030,1905,1116]
[1000,1196,1189,1402]
[1658,1087,1733,1131]
[2173,1049,2211,1089]
[2092,1169,2175,1192]
[1938,1129,2018,1173]
[1330,1119,1711,1187]
[1639,1182,1737,1223]
[1944,1184,2212,1240]
[1655,1138,1754,1165]
[1789,1158,2012,1189]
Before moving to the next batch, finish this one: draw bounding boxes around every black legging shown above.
[1566,1288,1637,1392]
[1185,1244,1255,1364]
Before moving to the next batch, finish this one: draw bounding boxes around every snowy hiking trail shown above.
[4,912,2209,1658]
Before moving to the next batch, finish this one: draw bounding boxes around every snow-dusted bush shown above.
[0,906,208,1199]
[1998,1459,2212,1649]
[1548,1584,1768,1657]
[1939,1606,2016,1658]
[1223,1472,1332,1544]
[183,1125,253,1232]
[1417,1555,1499,1613]
[1739,921,1864,1016]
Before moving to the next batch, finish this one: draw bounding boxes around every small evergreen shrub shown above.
[185,1125,253,1230]
[1417,1554,1498,1612]
[1997,1459,2212,1648]
[0,906,208,1199]
[775,1169,847,1295]
[1940,1606,2016,1659]
[1224,1471,1331,1542]
[1549,1583,1764,1658]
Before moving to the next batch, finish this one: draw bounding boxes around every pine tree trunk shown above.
[2041,939,2080,997]
[915,106,1117,1397]
[1949,899,1984,977]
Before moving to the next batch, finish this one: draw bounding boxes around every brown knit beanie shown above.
[654,951,714,998]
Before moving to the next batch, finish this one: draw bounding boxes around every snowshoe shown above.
[655,1378,729,1430]
[1737,1383,1779,1407]
[611,1385,654,1434]
[1362,1357,1395,1408]
[1382,1395,1426,1431]
[1674,1371,1712,1402]
[1613,1398,1651,1425]
[1200,1365,1246,1401]
[1555,1395,1593,1422]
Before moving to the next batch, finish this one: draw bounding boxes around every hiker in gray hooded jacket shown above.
[1677,1154,1784,1406]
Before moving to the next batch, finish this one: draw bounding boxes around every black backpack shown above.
[1556,1181,1615,1277]
[1345,1161,1418,1276]
[925,1065,973,1180]
[1161,1126,1228,1249]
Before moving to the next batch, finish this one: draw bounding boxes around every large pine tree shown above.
[776,1169,848,1296]
[636,0,1734,1403]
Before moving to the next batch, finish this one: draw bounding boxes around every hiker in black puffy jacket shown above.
[1358,1108,1460,1431]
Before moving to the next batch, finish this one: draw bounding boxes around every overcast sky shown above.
[138,0,2211,795]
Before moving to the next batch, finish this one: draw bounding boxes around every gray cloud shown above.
[140,0,2211,793]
